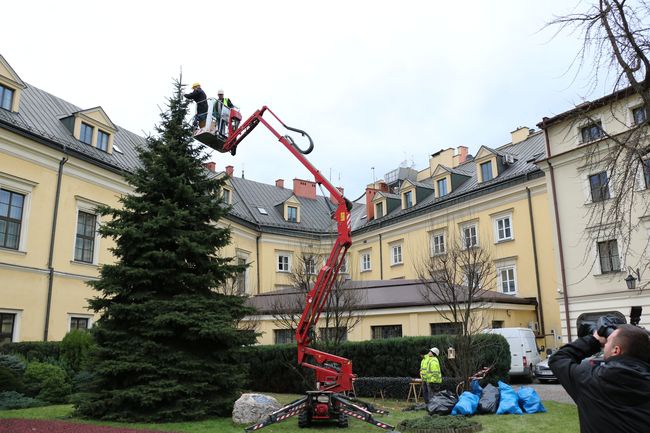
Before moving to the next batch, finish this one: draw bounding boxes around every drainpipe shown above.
[526,186,545,337]
[44,157,68,341]
[541,125,572,340]
[256,234,261,295]
[378,233,383,279]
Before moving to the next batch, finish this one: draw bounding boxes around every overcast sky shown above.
[3,1,605,198]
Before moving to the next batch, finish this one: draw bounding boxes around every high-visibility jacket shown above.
[420,356,431,381]
[428,356,442,384]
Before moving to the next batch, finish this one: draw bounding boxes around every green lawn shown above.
[0,394,579,433]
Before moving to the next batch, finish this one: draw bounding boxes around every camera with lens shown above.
[578,315,627,338]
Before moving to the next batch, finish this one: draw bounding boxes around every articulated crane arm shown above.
[207,107,397,432]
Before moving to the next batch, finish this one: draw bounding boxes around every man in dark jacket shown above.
[549,324,650,433]
[184,83,208,127]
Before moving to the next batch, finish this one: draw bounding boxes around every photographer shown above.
[549,322,650,433]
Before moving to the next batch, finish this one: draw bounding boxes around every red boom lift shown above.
[192,104,398,432]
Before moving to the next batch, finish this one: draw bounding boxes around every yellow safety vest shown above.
[420,356,431,381]
[428,356,442,384]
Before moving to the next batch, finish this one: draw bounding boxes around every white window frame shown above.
[494,214,513,242]
[497,264,517,294]
[304,255,318,275]
[597,239,621,274]
[360,251,371,272]
[277,253,291,273]
[73,198,102,265]
[339,256,349,274]
[437,178,448,197]
[287,205,298,223]
[0,174,36,253]
[460,222,479,249]
[0,308,22,343]
[431,230,446,255]
[403,190,413,209]
[68,313,93,331]
[390,244,403,266]
[236,250,249,294]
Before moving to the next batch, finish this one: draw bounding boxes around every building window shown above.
[236,257,247,294]
[598,240,621,274]
[274,329,295,344]
[643,160,650,189]
[80,122,94,145]
[391,244,403,265]
[371,325,402,340]
[0,189,25,250]
[403,191,413,209]
[0,313,16,344]
[277,254,290,272]
[0,85,14,111]
[481,161,493,182]
[287,206,298,222]
[461,224,478,248]
[498,266,517,294]
[589,172,610,202]
[339,256,349,274]
[496,216,512,241]
[491,320,504,329]
[74,211,97,263]
[222,188,231,204]
[375,202,384,218]
[437,178,448,197]
[97,130,109,152]
[361,252,371,272]
[430,322,462,335]
[581,122,604,142]
[319,327,347,342]
[304,256,317,275]
[633,106,647,125]
[70,317,89,331]
[431,231,446,255]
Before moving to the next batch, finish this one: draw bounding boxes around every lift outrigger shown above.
[191,105,399,432]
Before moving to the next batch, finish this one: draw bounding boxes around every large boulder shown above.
[232,393,282,425]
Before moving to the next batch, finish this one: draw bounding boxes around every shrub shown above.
[0,391,46,410]
[0,353,27,375]
[0,366,24,393]
[23,361,72,403]
[0,342,60,362]
[398,415,482,433]
[60,330,94,372]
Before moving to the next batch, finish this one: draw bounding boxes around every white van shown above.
[483,328,541,380]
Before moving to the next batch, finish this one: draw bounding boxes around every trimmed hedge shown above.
[0,342,60,362]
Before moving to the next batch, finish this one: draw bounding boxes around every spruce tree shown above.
[75,81,256,421]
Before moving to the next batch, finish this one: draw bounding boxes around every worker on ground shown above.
[427,347,443,396]
[217,89,235,135]
[419,349,432,404]
[184,83,208,128]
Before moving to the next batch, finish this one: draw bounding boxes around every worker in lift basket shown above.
[217,89,235,135]
[184,83,208,128]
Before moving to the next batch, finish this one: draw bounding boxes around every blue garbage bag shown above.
[451,391,479,416]
[517,386,547,414]
[470,379,482,397]
[496,381,523,415]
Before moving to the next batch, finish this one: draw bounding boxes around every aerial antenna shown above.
[371,166,376,184]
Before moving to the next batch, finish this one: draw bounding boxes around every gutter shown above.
[541,123,572,340]
[44,156,68,341]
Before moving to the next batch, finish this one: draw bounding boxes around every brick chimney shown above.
[225,165,234,177]
[203,162,216,172]
[330,186,344,204]
[452,146,469,167]
[275,179,284,188]
[293,178,317,199]
[365,182,389,220]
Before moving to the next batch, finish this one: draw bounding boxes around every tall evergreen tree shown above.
[75,80,256,421]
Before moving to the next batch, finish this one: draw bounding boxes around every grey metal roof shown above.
[356,131,546,233]
[247,279,536,314]
[0,83,145,173]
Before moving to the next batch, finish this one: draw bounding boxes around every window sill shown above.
[276,270,290,274]
[360,269,372,273]
[70,260,99,268]
[390,262,404,268]
[594,270,624,278]
[0,247,27,256]
[495,238,514,244]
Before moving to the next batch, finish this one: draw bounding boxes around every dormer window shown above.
[375,202,384,218]
[222,188,231,205]
[480,161,493,182]
[0,84,14,111]
[80,123,93,145]
[581,122,603,143]
[437,178,448,197]
[287,206,298,222]
[633,106,647,125]
[403,190,413,209]
[97,130,109,152]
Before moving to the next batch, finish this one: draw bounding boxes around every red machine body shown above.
[192,106,395,432]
